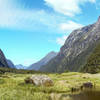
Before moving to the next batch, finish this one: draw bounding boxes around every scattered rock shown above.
[71,82,93,93]
[83,82,93,88]
[25,75,54,86]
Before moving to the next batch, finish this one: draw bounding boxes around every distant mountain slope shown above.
[0,49,9,68]
[82,41,100,74]
[16,64,27,69]
[28,51,57,70]
[6,59,15,68]
[40,16,100,73]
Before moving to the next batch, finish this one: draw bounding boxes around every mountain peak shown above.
[47,51,57,55]
[27,51,58,70]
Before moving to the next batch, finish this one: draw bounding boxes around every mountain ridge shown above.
[27,51,57,70]
[0,49,9,68]
[15,64,27,69]
[6,59,15,68]
[40,16,100,73]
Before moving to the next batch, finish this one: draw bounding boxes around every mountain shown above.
[28,51,57,70]
[16,64,27,69]
[0,49,9,68]
[82,41,100,74]
[6,59,15,68]
[40,16,100,73]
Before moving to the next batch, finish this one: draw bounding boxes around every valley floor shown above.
[0,72,100,100]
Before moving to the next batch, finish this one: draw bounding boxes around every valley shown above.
[0,72,100,100]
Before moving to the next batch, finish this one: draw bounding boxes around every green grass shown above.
[0,72,100,100]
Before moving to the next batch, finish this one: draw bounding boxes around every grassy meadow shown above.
[0,72,100,100]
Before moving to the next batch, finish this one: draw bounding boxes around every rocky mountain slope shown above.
[0,49,9,68]
[6,59,15,68]
[40,16,100,73]
[28,51,57,70]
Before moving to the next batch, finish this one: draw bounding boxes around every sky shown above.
[0,0,100,66]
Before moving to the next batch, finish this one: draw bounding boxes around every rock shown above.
[25,77,33,84]
[25,75,54,86]
[83,82,93,88]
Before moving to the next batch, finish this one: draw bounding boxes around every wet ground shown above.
[60,89,100,100]
[72,90,100,100]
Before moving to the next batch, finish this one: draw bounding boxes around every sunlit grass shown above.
[0,72,100,100]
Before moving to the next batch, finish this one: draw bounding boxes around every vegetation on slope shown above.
[0,67,42,74]
[40,41,97,73]
[83,42,100,73]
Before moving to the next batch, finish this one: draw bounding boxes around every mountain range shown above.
[39,16,100,73]
[0,49,57,70]
[1,17,100,73]
[27,51,57,70]
[15,64,27,69]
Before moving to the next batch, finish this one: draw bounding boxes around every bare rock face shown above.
[25,75,54,86]
[40,16,100,73]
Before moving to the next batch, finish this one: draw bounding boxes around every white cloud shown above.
[56,21,83,45]
[0,0,84,34]
[56,35,68,45]
[0,0,58,31]
[60,21,83,32]
[44,0,96,16]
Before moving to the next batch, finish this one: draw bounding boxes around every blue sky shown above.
[0,0,100,66]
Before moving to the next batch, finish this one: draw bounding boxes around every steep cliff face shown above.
[40,17,100,73]
[0,49,9,68]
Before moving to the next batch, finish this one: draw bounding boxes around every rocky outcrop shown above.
[25,75,54,86]
[40,16,100,73]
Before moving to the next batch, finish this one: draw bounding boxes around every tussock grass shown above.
[0,72,100,100]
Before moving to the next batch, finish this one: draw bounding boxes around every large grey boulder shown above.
[25,75,54,86]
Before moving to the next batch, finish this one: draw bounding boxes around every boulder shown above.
[25,75,54,86]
